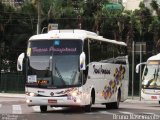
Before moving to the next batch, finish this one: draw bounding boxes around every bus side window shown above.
[101,42,108,60]
[100,42,114,62]
[83,39,89,81]
[113,44,118,58]
[84,39,89,65]
[106,43,114,59]
[122,46,128,56]
[114,45,128,64]
[90,39,101,62]
[117,45,124,58]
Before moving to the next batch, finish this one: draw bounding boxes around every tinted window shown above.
[88,39,127,63]
[27,39,82,56]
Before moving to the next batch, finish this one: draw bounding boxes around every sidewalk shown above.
[0,93,25,98]
[125,96,158,104]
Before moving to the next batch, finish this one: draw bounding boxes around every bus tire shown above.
[84,89,95,112]
[84,95,92,112]
[105,103,112,109]
[40,105,47,112]
[112,90,121,109]
[159,101,160,104]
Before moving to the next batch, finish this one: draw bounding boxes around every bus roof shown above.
[148,53,160,61]
[29,29,127,46]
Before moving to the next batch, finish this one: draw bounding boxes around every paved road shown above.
[0,96,160,120]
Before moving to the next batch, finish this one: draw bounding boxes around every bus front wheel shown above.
[40,105,47,112]
[84,95,93,112]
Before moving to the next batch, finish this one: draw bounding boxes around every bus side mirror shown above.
[136,62,146,73]
[80,52,86,70]
[17,53,25,71]
[136,64,140,73]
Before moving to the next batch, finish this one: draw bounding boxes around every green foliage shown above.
[139,2,145,9]
[1,0,160,72]
[150,0,159,11]
[0,2,36,72]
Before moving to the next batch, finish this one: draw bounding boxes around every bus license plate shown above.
[48,99,57,104]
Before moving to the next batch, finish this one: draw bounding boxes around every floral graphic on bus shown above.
[56,88,78,95]
[56,88,82,102]
[102,65,126,99]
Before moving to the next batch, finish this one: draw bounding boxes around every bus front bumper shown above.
[26,96,83,107]
[141,90,160,101]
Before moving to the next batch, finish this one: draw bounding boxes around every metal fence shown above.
[0,47,25,93]
[0,72,25,93]
[128,42,154,97]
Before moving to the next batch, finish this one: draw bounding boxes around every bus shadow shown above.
[36,106,120,114]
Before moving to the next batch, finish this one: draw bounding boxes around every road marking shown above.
[85,111,134,115]
[99,111,114,115]
[141,112,158,115]
[12,105,22,114]
[32,106,40,112]
[85,111,114,115]
[52,107,63,110]
[0,104,1,108]
[118,111,133,114]
[84,112,94,114]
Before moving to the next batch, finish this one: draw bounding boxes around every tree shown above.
[150,0,160,53]
[0,1,37,72]
[150,0,160,18]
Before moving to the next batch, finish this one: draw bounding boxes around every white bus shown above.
[17,29,129,112]
[136,53,160,103]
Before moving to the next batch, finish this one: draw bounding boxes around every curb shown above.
[124,97,158,104]
[0,93,25,98]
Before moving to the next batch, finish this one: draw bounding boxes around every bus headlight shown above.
[30,92,36,97]
[76,98,81,103]
[26,99,32,103]
[71,91,78,96]
[26,92,37,97]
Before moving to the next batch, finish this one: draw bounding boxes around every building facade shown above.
[122,0,160,11]
[122,0,142,10]
[143,0,160,9]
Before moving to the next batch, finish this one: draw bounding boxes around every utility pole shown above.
[132,41,135,100]
[139,44,142,101]
[37,0,41,34]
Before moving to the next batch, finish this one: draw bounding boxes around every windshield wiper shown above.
[50,56,66,85]
[44,57,52,77]
[55,66,66,85]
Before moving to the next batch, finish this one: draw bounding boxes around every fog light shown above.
[26,92,37,96]
[29,92,35,97]
[26,99,32,103]
[76,99,81,103]
[71,92,78,96]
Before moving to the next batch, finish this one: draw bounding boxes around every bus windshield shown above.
[142,64,160,89]
[26,39,82,88]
